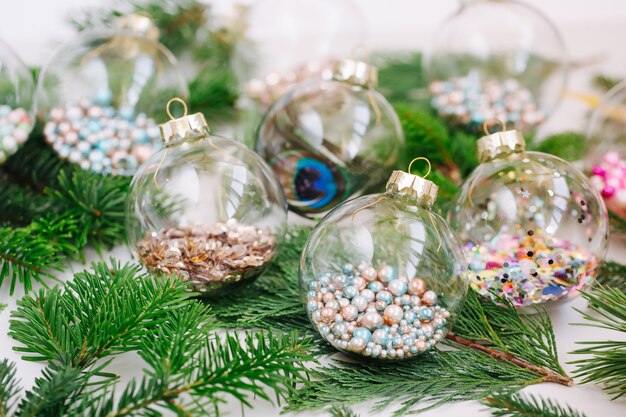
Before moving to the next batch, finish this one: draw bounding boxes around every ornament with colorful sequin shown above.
[585,80,626,220]
[449,123,609,309]
[300,161,468,359]
[256,59,404,218]
[0,39,35,163]
[35,14,187,175]
[424,0,567,133]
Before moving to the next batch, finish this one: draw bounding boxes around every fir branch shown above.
[9,261,193,365]
[450,290,569,380]
[75,331,312,417]
[596,260,626,291]
[570,285,626,399]
[483,392,587,417]
[530,131,585,162]
[0,359,20,417]
[287,350,542,416]
[0,175,51,226]
[49,170,130,252]
[608,210,626,238]
[328,404,360,417]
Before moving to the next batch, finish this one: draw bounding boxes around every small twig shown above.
[446,333,573,386]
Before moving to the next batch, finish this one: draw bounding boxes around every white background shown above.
[1,1,626,416]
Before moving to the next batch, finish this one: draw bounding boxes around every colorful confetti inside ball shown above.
[424,0,567,133]
[126,103,287,297]
[256,59,404,218]
[586,80,626,221]
[0,39,35,163]
[300,168,468,360]
[35,14,187,176]
[449,127,609,309]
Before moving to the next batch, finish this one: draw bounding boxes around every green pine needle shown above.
[329,404,360,417]
[0,359,21,417]
[596,261,626,292]
[9,261,193,365]
[530,131,585,162]
[570,285,626,399]
[483,392,587,417]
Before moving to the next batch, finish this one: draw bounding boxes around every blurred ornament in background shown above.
[37,14,188,176]
[424,0,568,134]
[0,39,35,164]
[586,80,626,219]
[126,98,287,297]
[256,59,404,218]
[232,0,367,109]
[449,121,608,309]
[300,158,468,360]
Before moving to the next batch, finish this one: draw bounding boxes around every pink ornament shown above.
[602,185,616,198]
[591,165,606,178]
[605,151,620,166]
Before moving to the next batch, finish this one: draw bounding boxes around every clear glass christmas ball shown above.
[0,39,35,164]
[126,104,287,296]
[586,80,626,219]
[232,0,367,107]
[36,14,188,176]
[301,168,468,360]
[449,127,608,309]
[424,0,568,133]
[256,60,404,218]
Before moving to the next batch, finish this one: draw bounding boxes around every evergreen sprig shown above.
[5,261,313,416]
[328,404,360,417]
[483,392,587,417]
[0,359,20,417]
[596,261,626,291]
[570,285,626,399]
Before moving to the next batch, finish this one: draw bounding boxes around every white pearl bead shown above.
[383,305,403,325]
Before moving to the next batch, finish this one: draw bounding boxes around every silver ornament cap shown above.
[386,170,439,208]
[476,121,526,162]
[159,98,210,146]
[331,59,378,88]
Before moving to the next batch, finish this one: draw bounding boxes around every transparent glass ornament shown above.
[232,0,367,108]
[0,38,35,164]
[301,162,468,360]
[36,14,188,176]
[449,124,608,309]
[424,0,568,133]
[126,99,287,296]
[256,59,404,218]
[586,80,626,219]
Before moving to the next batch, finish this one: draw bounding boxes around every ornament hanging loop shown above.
[408,156,432,178]
[166,97,188,120]
[483,119,507,136]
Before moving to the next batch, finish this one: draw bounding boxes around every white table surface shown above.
[2,1,626,416]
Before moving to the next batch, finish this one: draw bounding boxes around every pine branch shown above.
[596,260,626,291]
[570,285,626,399]
[287,350,542,416]
[608,210,626,238]
[9,261,193,365]
[530,131,585,162]
[0,359,21,417]
[328,404,360,417]
[483,392,587,417]
[592,74,622,93]
[450,290,569,380]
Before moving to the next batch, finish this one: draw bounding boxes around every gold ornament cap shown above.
[159,98,210,146]
[331,59,378,88]
[386,158,438,208]
[114,14,160,41]
[476,120,526,162]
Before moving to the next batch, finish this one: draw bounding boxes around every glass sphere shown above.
[233,0,367,107]
[424,0,568,133]
[0,39,35,164]
[300,173,468,360]
[449,134,608,309]
[36,15,188,176]
[126,113,287,296]
[586,80,626,219]
[256,61,404,218]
